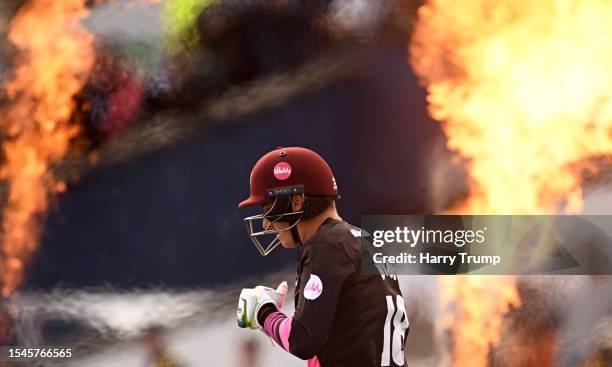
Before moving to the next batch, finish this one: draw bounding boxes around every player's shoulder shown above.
[303,218,363,264]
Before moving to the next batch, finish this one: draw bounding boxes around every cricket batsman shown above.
[236,147,409,367]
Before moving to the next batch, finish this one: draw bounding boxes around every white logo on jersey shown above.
[350,228,362,237]
[303,274,323,300]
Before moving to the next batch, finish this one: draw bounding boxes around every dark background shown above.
[23,2,442,290]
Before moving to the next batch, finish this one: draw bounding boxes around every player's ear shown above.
[291,194,304,212]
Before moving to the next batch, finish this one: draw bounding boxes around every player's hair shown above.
[302,196,336,219]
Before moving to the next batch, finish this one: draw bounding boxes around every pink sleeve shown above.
[278,317,292,350]
[307,356,321,367]
[263,311,293,351]
[263,311,321,364]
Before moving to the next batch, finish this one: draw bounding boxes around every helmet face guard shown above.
[243,186,304,256]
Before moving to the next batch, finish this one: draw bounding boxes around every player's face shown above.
[262,203,297,249]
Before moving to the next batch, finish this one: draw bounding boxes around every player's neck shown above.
[298,207,341,243]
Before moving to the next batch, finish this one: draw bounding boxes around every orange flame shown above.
[410,0,612,366]
[411,0,612,214]
[0,0,94,297]
[439,276,520,367]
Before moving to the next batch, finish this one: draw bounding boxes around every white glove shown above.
[237,281,288,330]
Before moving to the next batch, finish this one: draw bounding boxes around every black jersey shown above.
[262,218,409,367]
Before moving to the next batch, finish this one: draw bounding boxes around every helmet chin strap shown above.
[284,197,303,245]
[283,195,303,245]
[290,224,302,245]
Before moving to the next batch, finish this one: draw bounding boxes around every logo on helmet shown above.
[273,162,292,180]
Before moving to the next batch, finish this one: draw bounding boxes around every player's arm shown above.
[259,242,355,360]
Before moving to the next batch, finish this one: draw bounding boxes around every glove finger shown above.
[274,281,288,309]
[276,281,288,296]
[255,285,274,293]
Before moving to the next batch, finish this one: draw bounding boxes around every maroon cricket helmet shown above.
[239,147,339,208]
[239,147,339,256]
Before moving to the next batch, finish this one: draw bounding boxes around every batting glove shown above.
[237,281,288,330]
